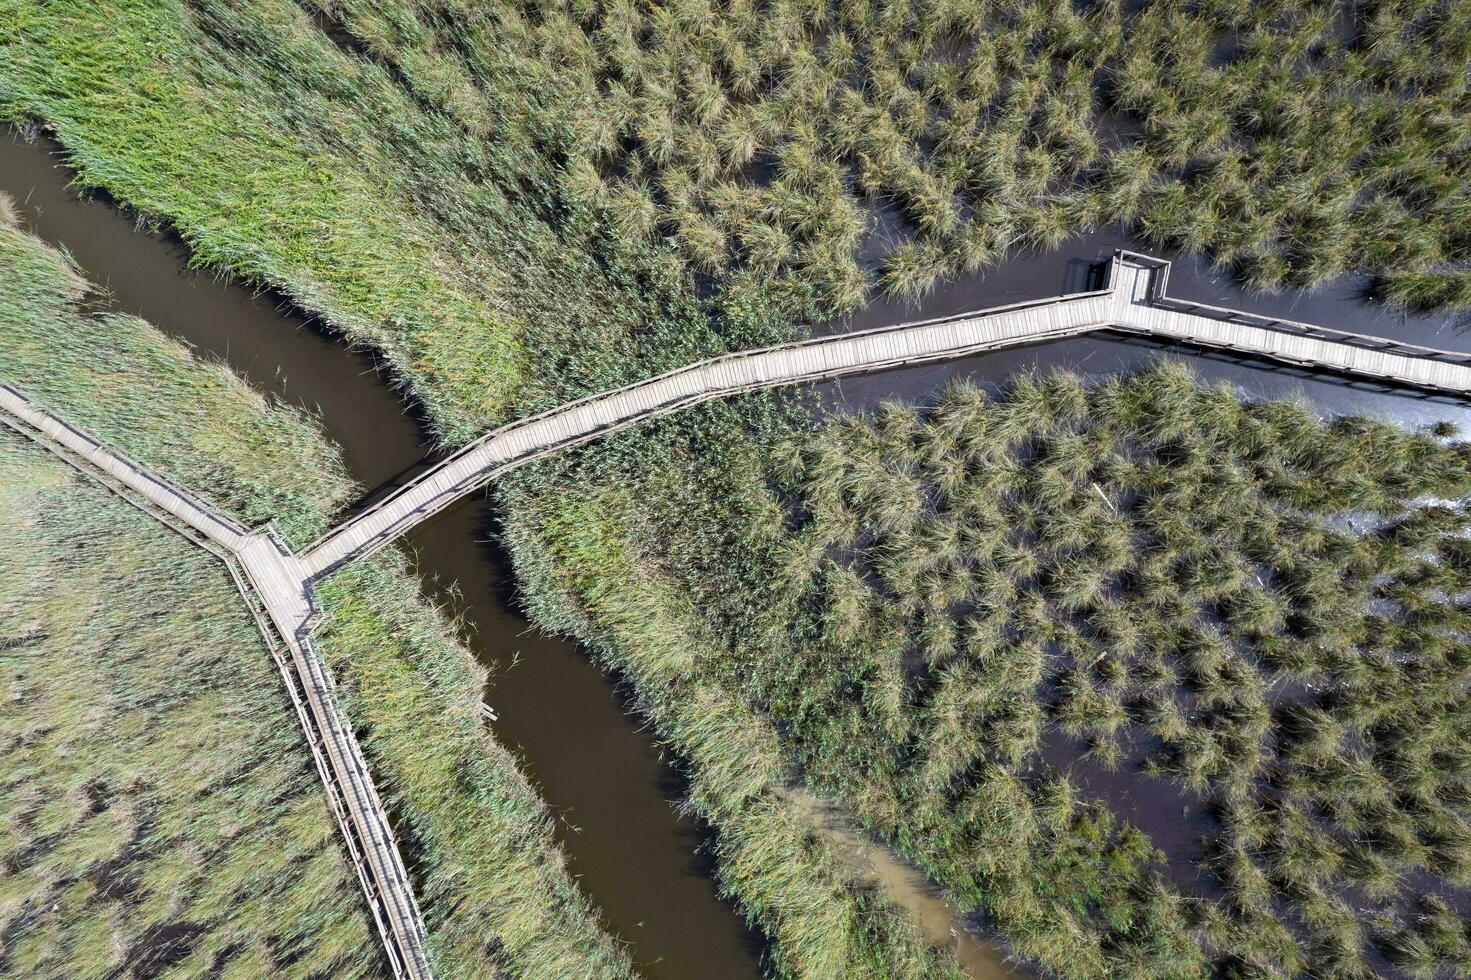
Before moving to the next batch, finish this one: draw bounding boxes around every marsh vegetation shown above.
[738,363,1471,975]
[6,1,1471,976]
[0,431,381,978]
[509,358,1471,976]
[490,0,1471,310]
[0,212,632,977]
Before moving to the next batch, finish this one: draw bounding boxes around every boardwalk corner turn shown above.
[4,251,1467,979]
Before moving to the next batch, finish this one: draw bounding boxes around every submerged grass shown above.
[0,213,631,977]
[1,3,967,972]
[691,362,1470,977]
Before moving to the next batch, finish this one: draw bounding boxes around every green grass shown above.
[4,2,1470,976]
[660,362,1469,977]
[0,212,631,977]
[310,0,1471,309]
[0,431,380,979]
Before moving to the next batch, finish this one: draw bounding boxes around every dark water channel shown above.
[0,130,765,980]
[10,120,1470,976]
[814,228,1471,919]
[823,226,1471,426]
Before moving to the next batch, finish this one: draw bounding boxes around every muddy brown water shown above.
[0,130,767,980]
[2,128,1031,978]
[15,120,1467,975]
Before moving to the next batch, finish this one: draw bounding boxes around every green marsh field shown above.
[0,212,630,977]
[3,1,1471,976]
[0,420,381,979]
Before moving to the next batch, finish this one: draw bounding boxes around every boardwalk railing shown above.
[1116,250,1471,379]
[299,290,1117,575]
[0,384,432,980]
[5,251,1468,978]
[301,251,1471,576]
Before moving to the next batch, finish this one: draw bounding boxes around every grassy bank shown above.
[1,2,968,972]
[0,434,379,978]
[0,211,631,976]
[5,2,1470,976]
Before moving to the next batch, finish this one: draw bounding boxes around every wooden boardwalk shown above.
[302,250,1471,576]
[4,250,1467,978]
[0,384,432,980]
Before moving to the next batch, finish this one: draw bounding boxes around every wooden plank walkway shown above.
[301,250,1471,577]
[5,250,1468,977]
[0,383,432,980]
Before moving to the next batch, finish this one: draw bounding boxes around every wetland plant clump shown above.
[7,2,1471,975]
[0,432,381,979]
[0,219,632,978]
[505,358,1471,978]
[472,0,1471,310]
[715,362,1471,977]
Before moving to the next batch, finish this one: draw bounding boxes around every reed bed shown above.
[0,218,631,977]
[593,361,1468,977]
[6,2,1470,976]
[310,0,1471,312]
[0,431,380,978]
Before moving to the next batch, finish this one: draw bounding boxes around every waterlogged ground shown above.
[821,226,1471,429]
[810,228,1471,963]
[8,125,1469,976]
[0,129,766,980]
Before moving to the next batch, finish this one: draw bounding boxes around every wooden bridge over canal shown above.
[301,251,1471,576]
[3,251,1467,979]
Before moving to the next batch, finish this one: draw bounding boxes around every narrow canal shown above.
[10,124,1465,979]
[0,129,767,980]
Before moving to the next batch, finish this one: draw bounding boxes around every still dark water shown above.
[821,227,1471,430]
[813,228,1471,923]
[8,126,1467,977]
[0,130,766,980]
